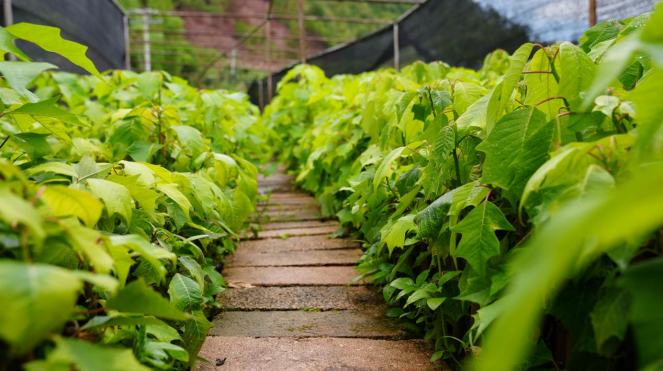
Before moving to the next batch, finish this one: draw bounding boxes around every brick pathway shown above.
[196,169,439,371]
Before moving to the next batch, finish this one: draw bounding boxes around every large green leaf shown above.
[373,146,406,190]
[557,42,597,111]
[0,61,56,99]
[106,279,189,321]
[486,43,533,133]
[0,262,82,354]
[11,96,84,126]
[630,67,663,160]
[590,288,632,354]
[110,234,176,282]
[182,311,212,368]
[86,178,133,224]
[172,125,205,158]
[42,185,103,227]
[415,188,458,239]
[478,164,663,371]
[46,337,151,371]
[0,186,45,239]
[618,259,663,368]
[0,26,30,61]
[6,23,105,82]
[382,214,417,255]
[451,201,514,274]
[10,133,53,159]
[477,106,552,197]
[168,273,203,312]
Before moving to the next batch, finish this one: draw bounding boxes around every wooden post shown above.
[142,10,152,72]
[589,0,597,27]
[266,18,273,102]
[4,0,16,61]
[297,0,306,64]
[393,22,400,72]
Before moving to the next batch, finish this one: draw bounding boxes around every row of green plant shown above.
[263,6,663,371]
[0,23,267,370]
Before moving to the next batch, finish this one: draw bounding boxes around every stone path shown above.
[197,169,440,371]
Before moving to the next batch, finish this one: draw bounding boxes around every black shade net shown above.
[1,0,126,73]
[249,0,658,106]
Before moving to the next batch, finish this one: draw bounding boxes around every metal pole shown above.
[4,0,16,61]
[297,0,306,64]
[123,14,131,70]
[393,22,400,72]
[589,0,597,27]
[142,10,151,72]
[266,19,273,102]
[258,78,265,112]
[230,48,236,81]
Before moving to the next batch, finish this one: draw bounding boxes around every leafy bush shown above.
[0,23,266,370]
[263,6,663,371]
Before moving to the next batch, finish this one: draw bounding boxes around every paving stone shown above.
[255,225,340,238]
[196,337,439,371]
[227,249,363,267]
[218,286,384,311]
[259,220,339,231]
[257,203,320,212]
[240,236,359,253]
[210,311,403,338]
[223,266,367,286]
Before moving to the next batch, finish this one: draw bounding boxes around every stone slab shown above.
[257,204,320,213]
[196,337,439,371]
[254,225,340,238]
[223,266,367,286]
[227,249,363,267]
[240,236,359,253]
[209,311,403,338]
[218,286,384,311]
[259,220,339,231]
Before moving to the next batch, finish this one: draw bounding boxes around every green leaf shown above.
[479,164,663,371]
[182,311,212,368]
[486,43,533,133]
[0,262,82,354]
[382,214,417,255]
[10,133,53,159]
[618,259,663,368]
[6,23,105,82]
[477,106,552,197]
[396,91,417,123]
[48,337,151,371]
[0,26,30,61]
[81,315,168,330]
[373,146,406,190]
[0,61,56,99]
[451,201,514,273]
[59,217,114,274]
[415,188,458,239]
[178,256,205,291]
[590,288,632,354]
[453,82,488,116]
[11,96,84,126]
[157,183,192,218]
[523,50,562,121]
[0,185,45,239]
[427,297,446,311]
[106,279,189,321]
[110,234,176,282]
[456,93,491,137]
[630,67,663,160]
[168,273,204,312]
[25,162,77,178]
[557,42,597,111]
[173,125,205,158]
[42,185,103,227]
[137,71,162,100]
[126,141,163,163]
[86,179,133,224]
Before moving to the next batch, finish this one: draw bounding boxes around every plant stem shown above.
[0,135,9,150]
